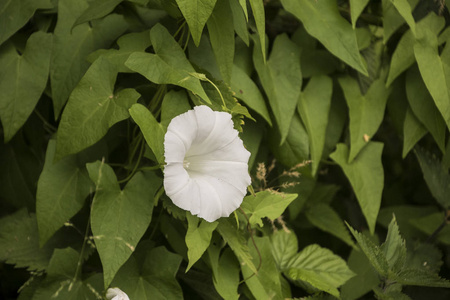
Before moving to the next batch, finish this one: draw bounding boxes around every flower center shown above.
[183,159,191,169]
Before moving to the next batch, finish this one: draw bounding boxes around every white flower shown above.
[106,287,129,300]
[164,105,251,222]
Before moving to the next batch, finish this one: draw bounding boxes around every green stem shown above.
[238,207,262,284]
[119,138,145,184]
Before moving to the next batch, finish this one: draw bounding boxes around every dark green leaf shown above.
[230,0,249,45]
[248,0,266,62]
[402,106,427,158]
[74,0,123,27]
[395,268,450,288]
[350,0,370,28]
[160,90,191,129]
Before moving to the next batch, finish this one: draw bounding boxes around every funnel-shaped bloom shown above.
[164,105,251,222]
[106,287,129,300]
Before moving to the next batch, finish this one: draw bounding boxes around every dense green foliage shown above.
[1,0,450,299]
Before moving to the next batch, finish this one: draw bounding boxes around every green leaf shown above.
[330,143,384,234]
[211,248,240,300]
[74,0,123,27]
[129,104,165,165]
[271,230,298,271]
[349,0,370,28]
[402,106,427,158]
[230,0,249,45]
[347,224,389,277]
[386,13,445,87]
[380,216,407,273]
[216,218,257,274]
[125,24,210,104]
[87,161,162,288]
[207,0,234,84]
[253,34,302,144]
[389,0,416,35]
[240,120,263,170]
[382,0,405,43]
[185,213,218,271]
[297,75,332,175]
[410,212,450,245]
[248,0,266,62]
[395,268,450,288]
[160,90,191,129]
[405,65,446,152]
[231,64,272,125]
[51,0,128,118]
[56,57,139,160]
[0,210,54,271]
[415,147,450,208]
[175,0,216,46]
[0,0,53,46]
[281,0,368,75]
[0,32,52,142]
[286,244,355,298]
[36,140,93,246]
[240,191,298,227]
[111,247,183,299]
[338,76,390,162]
[306,204,356,248]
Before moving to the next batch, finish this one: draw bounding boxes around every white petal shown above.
[106,288,130,300]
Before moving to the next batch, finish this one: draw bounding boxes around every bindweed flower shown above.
[106,287,129,300]
[164,105,251,222]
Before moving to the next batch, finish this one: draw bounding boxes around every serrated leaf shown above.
[125,24,210,104]
[347,224,389,277]
[331,143,384,234]
[51,0,128,118]
[0,32,52,142]
[380,216,407,273]
[231,64,272,125]
[240,191,298,227]
[0,0,53,46]
[87,161,162,288]
[74,0,123,27]
[248,0,266,62]
[306,204,356,248]
[111,247,183,299]
[298,75,332,175]
[242,236,284,300]
[281,0,368,75]
[338,76,390,163]
[36,140,93,246]
[271,230,298,271]
[185,213,218,271]
[407,243,443,274]
[253,34,302,144]
[0,210,54,271]
[129,104,165,165]
[175,0,217,46]
[394,268,450,288]
[216,218,257,273]
[415,147,450,208]
[350,0,370,28]
[402,106,427,158]
[207,0,234,84]
[56,57,139,160]
[286,244,355,298]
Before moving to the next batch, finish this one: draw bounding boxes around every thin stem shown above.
[119,138,145,184]
[34,109,57,133]
[238,207,262,284]
[73,211,91,282]
[173,20,187,39]
[205,78,227,109]
[426,211,449,243]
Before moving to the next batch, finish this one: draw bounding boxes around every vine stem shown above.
[238,207,262,284]
[72,202,92,286]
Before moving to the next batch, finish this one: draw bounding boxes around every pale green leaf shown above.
[249,0,266,62]
[414,27,450,130]
[0,0,53,46]
[281,0,368,75]
[402,106,427,158]
[330,143,384,234]
[160,90,191,129]
[286,244,355,298]
[389,0,416,35]
[36,140,93,246]
[51,0,128,118]
[230,0,249,45]
[74,0,123,26]
[347,224,389,277]
[338,76,390,162]
[175,0,217,46]
[415,147,450,208]
[87,161,162,288]
[380,216,407,273]
[271,230,298,271]
[297,75,332,175]
[240,191,298,227]
[207,0,234,84]
[253,34,301,144]
[231,64,272,125]
[56,57,140,160]
[406,65,446,152]
[129,104,165,165]
[242,236,284,300]
[0,32,52,142]
[306,204,356,248]
[350,0,370,28]
[216,218,257,273]
[185,213,218,271]
[125,24,210,104]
